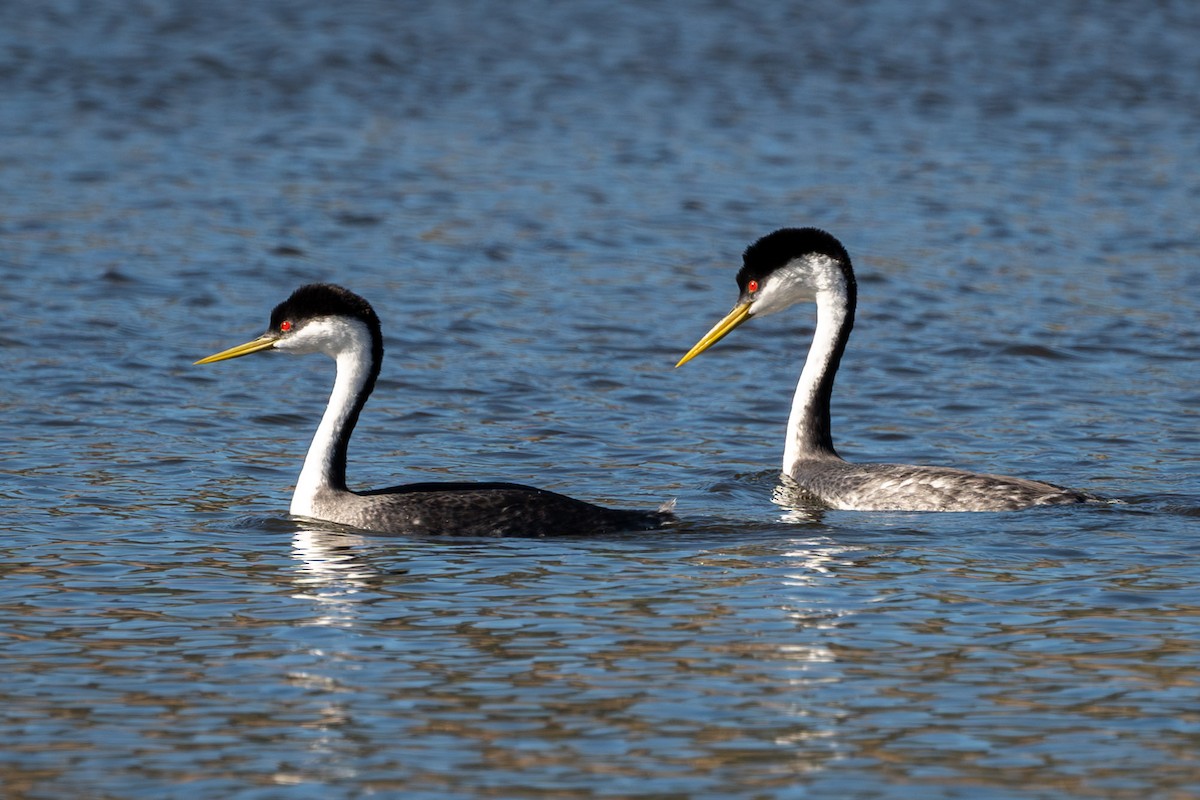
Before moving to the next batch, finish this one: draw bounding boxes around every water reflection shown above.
[772,480,829,524]
[290,524,381,628]
[282,520,875,784]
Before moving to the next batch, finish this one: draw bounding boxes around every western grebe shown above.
[197,283,673,535]
[676,228,1091,512]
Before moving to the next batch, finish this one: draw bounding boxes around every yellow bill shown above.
[675,301,752,368]
[195,334,278,365]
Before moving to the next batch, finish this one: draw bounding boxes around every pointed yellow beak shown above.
[195,334,278,365]
[675,301,752,368]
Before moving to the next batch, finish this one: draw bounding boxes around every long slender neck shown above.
[781,278,855,474]
[291,326,381,514]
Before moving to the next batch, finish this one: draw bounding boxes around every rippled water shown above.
[3,1,1199,797]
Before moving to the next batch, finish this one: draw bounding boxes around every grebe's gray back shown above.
[676,228,1092,512]
[197,284,673,535]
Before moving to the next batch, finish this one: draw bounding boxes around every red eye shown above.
[280,320,293,332]
[747,280,759,293]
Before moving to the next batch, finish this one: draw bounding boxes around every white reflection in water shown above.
[769,540,866,767]
[286,527,378,782]
[290,526,375,627]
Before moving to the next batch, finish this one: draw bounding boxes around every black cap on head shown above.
[737,228,850,293]
[269,284,379,331]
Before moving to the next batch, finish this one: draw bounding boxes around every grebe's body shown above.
[198,284,673,536]
[677,228,1091,512]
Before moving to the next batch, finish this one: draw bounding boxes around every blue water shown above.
[2,1,1198,797]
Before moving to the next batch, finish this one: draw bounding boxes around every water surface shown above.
[2,1,1198,797]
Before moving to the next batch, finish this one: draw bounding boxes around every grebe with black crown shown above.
[197,284,674,535]
[676,228,1093,512]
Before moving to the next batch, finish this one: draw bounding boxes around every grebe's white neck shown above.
[279,317,379,516]
[782,287,850,473]
[761,254,855,476]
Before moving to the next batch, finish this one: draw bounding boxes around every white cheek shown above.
[750,264,814,317]
[748,254,844,318]
[274,326,327,356]
[275,317,369,358]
